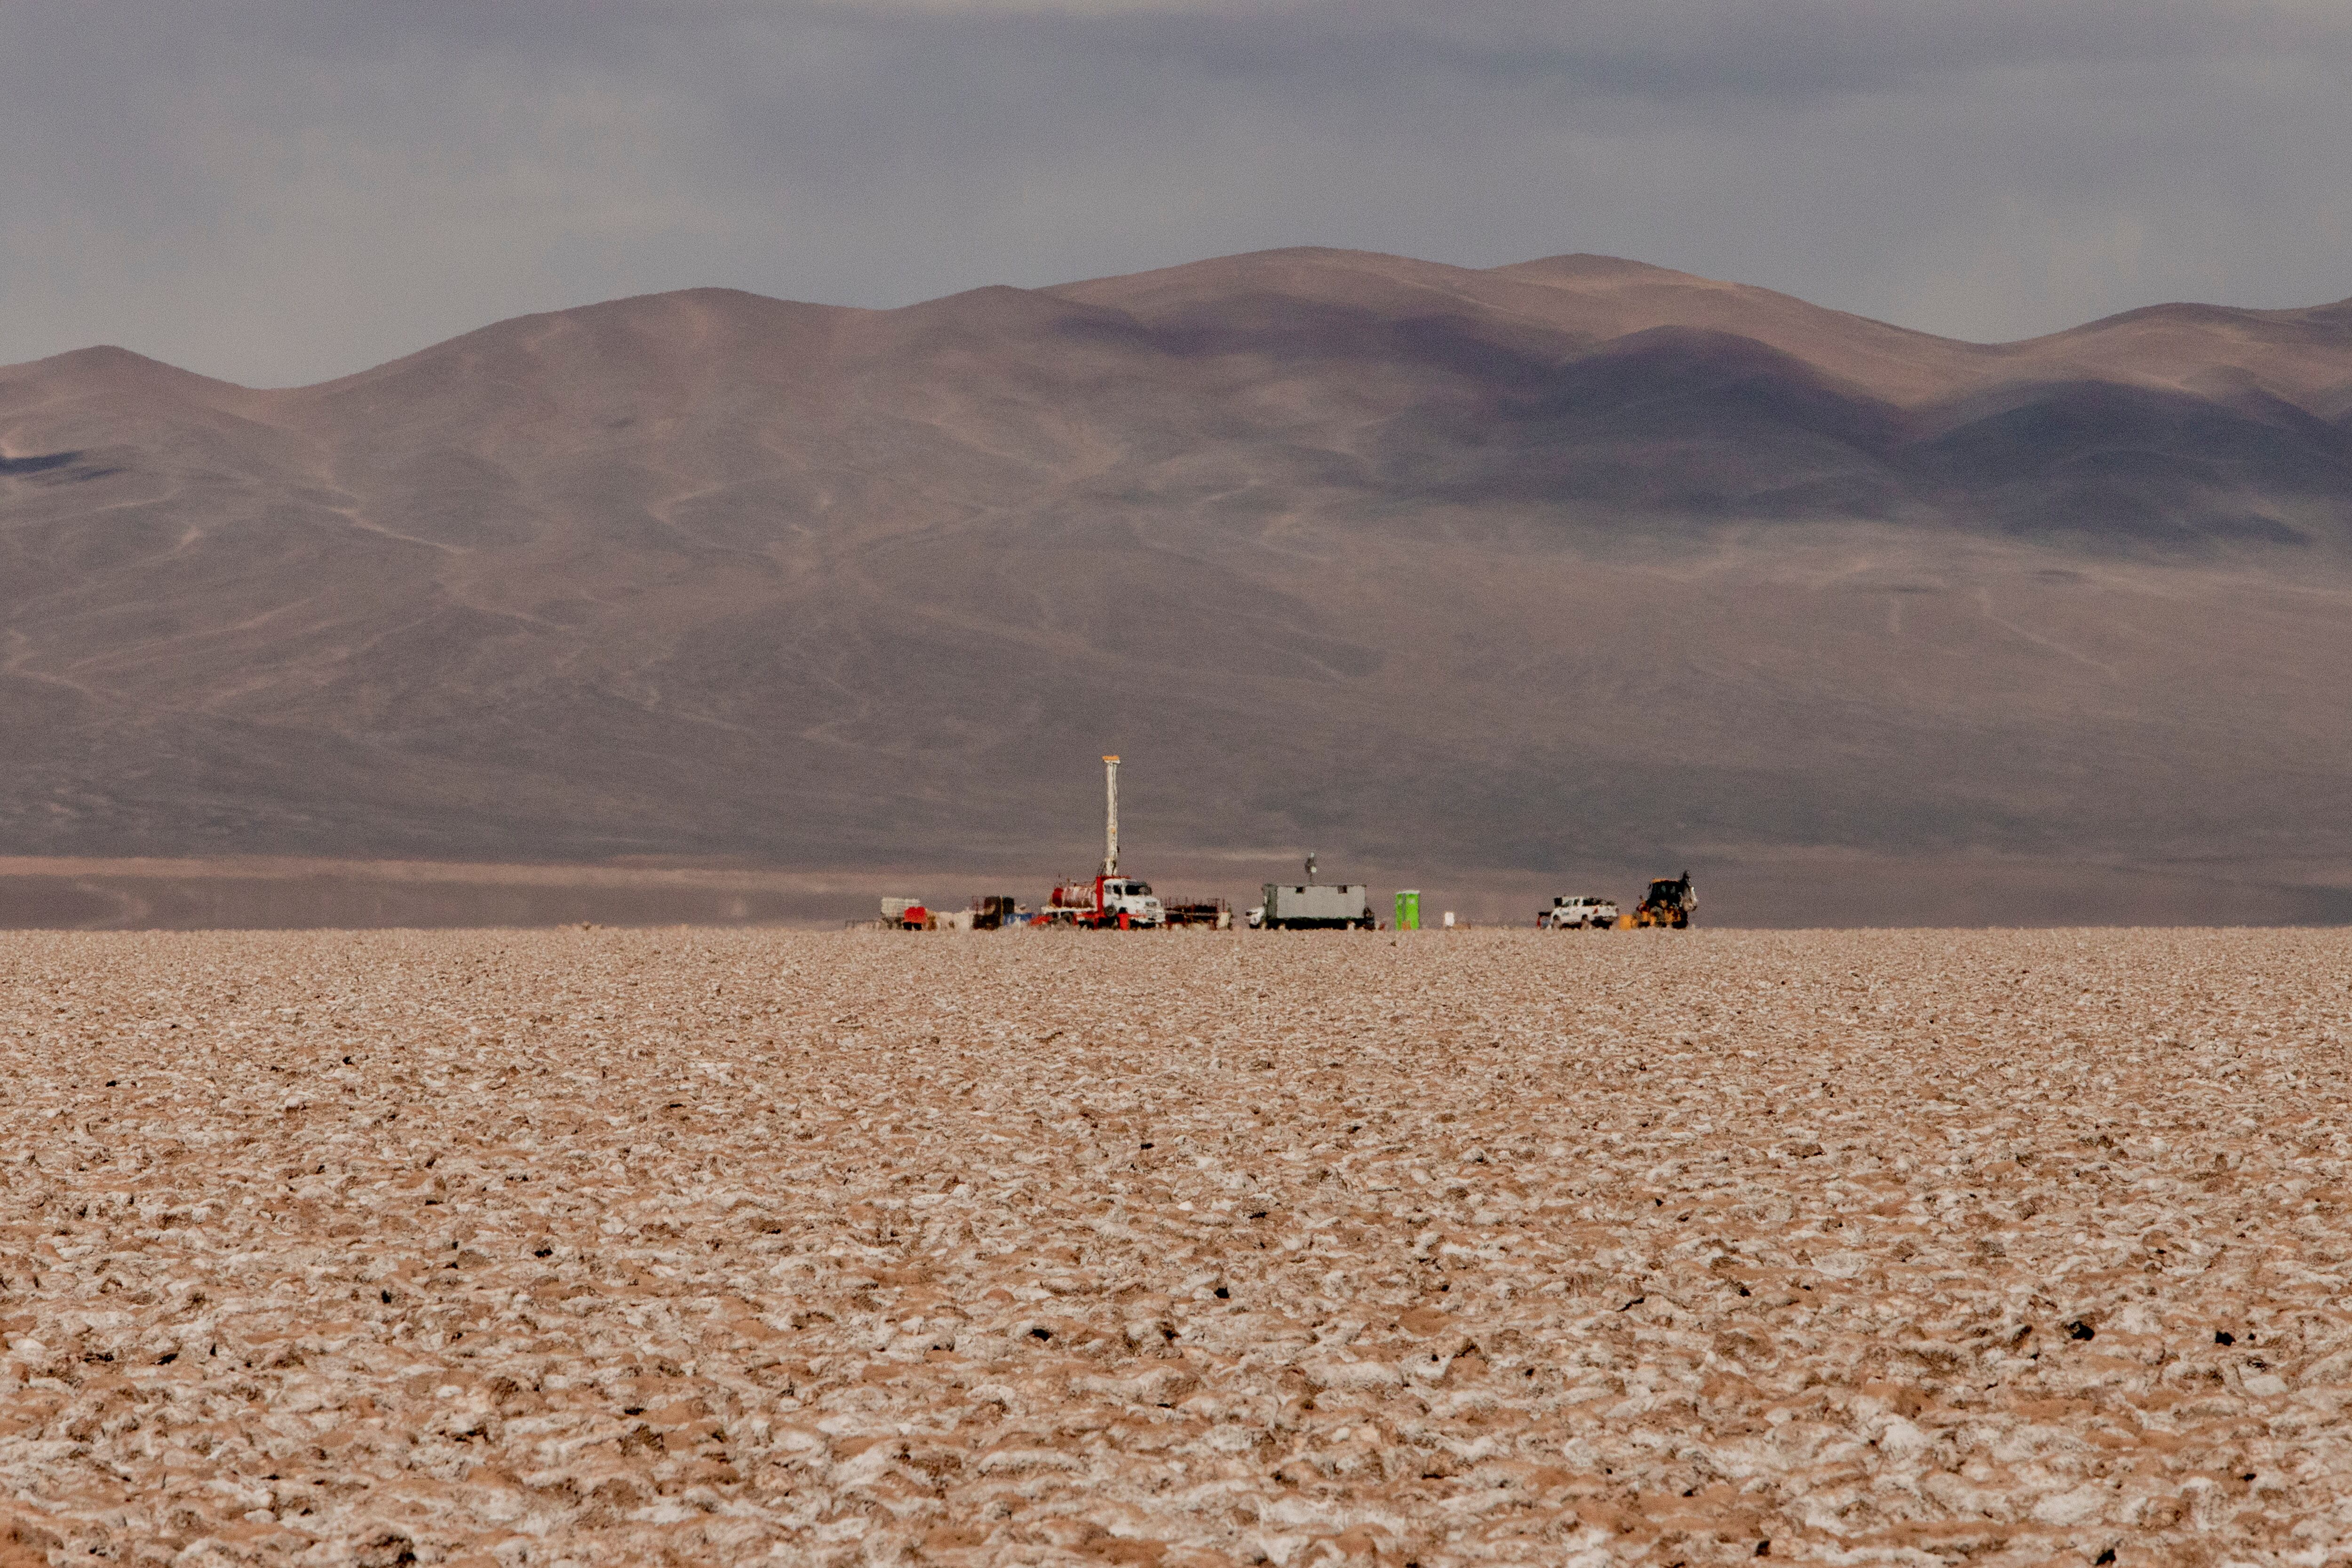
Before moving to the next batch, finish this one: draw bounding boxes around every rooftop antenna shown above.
[1103,755,1120,877]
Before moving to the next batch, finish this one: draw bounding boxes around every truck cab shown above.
[1097,877,1165,928]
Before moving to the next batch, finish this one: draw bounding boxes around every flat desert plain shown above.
[3,929,2349,1568]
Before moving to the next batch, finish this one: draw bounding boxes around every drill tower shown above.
[1102,755,1120,877]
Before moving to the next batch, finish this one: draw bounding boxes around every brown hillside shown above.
[4,249,2351,923]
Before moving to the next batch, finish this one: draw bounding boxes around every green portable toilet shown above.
[1394,890,1421,931]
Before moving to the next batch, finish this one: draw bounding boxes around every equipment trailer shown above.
[1258,853,1374,930]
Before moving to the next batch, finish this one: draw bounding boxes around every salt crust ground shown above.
[3,928,2349,1568]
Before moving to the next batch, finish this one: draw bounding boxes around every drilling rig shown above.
[1043,755,1166,928]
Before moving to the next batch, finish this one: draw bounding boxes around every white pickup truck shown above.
[1539,895,1618,930]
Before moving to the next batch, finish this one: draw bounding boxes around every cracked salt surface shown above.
[2,928,2350,1566]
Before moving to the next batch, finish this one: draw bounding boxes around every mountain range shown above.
[5,247,2351,924]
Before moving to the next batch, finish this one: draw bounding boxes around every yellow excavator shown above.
[1619,870,1695,928]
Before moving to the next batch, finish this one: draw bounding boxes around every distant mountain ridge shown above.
[4,247,2351,923]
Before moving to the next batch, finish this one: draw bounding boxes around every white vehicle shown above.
[1100,876,1166,927]
[1244,904,1266,929]
[1540,895,1618,929]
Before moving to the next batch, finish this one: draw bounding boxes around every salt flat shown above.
[3,928,2348,1567]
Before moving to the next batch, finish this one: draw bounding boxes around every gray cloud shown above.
[4,0,2348,384]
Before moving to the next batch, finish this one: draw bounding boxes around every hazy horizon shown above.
[8,1,2352,386]
[21,245,2352,395]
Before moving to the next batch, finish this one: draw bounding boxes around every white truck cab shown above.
[1098,877,1166,927]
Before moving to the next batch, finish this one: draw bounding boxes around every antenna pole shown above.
[1103,755,1120,876]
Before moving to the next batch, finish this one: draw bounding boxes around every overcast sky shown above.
[6,0,2350,386]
